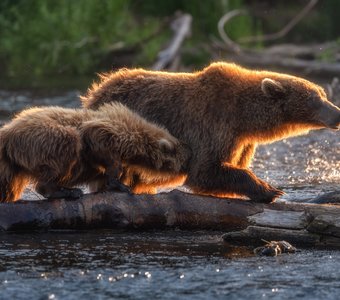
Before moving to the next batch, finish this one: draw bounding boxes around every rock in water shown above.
[308,191,340,204]
[254,240,297,256]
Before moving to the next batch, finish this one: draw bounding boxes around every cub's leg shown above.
[86,166,131,194]
[80,124,131,193]
[98,159,131,193]
[26,126,83,199]
[0,161,28,202]
[35,181,83,199]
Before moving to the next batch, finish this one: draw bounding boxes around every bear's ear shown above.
[261,78,286,97]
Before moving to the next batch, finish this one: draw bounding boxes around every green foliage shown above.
[0,0,162,77]
[0,0,339,81]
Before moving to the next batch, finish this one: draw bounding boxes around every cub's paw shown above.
[106,177,132,194]
[67,188,84,199]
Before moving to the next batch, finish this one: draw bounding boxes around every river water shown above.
[0,89,339,299]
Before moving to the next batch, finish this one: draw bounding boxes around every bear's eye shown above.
[308,93,323,110]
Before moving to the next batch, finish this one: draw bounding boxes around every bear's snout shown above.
[317,101,340,130]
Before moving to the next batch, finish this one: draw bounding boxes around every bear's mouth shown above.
[321,120,339,130]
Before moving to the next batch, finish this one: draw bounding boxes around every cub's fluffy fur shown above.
[0,103,190,202]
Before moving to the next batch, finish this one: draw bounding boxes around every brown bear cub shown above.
[81,62,340,203]
[0,103,190,202]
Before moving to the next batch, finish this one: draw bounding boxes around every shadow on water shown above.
[0,88,339,299]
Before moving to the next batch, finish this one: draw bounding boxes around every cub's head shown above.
[145,130,191,173]
[123,120,191,173]
[261,76,340,130]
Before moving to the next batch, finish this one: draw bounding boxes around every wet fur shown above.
[0,103,190,202]
[81,62,339,202]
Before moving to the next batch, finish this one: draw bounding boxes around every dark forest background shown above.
[0,0,339,84]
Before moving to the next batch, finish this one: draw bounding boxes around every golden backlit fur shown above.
[0,103,190,202]
[81,62,340,202]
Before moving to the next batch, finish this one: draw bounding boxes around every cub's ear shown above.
[158,138,175,153]
[261,78,286,97]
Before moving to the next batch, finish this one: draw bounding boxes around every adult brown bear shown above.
[0,103,190,202]
[81,62,340,203]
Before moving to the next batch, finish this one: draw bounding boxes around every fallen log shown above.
[1,190,340,249]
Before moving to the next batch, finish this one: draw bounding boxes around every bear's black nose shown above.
[317,102,340,130]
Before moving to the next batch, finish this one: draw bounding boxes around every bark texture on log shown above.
[0,190,260,231]
[2,190,340,249]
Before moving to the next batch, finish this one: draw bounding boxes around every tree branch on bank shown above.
[218,0,318,51]
[216,0,340,77]
[153,13,192,71]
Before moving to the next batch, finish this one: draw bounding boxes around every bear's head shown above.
[261,76,340,131]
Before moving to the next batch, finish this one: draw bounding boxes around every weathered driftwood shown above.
[1,190,340,249]
[152,13,192,71]
[222,200,340,249]
[0,190,260,231]
[219,0,318,46]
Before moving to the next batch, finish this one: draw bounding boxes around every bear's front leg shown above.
[235,144,256,168]
[186,161,283,203]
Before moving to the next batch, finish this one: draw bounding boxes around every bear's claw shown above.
[250,187,285,203]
